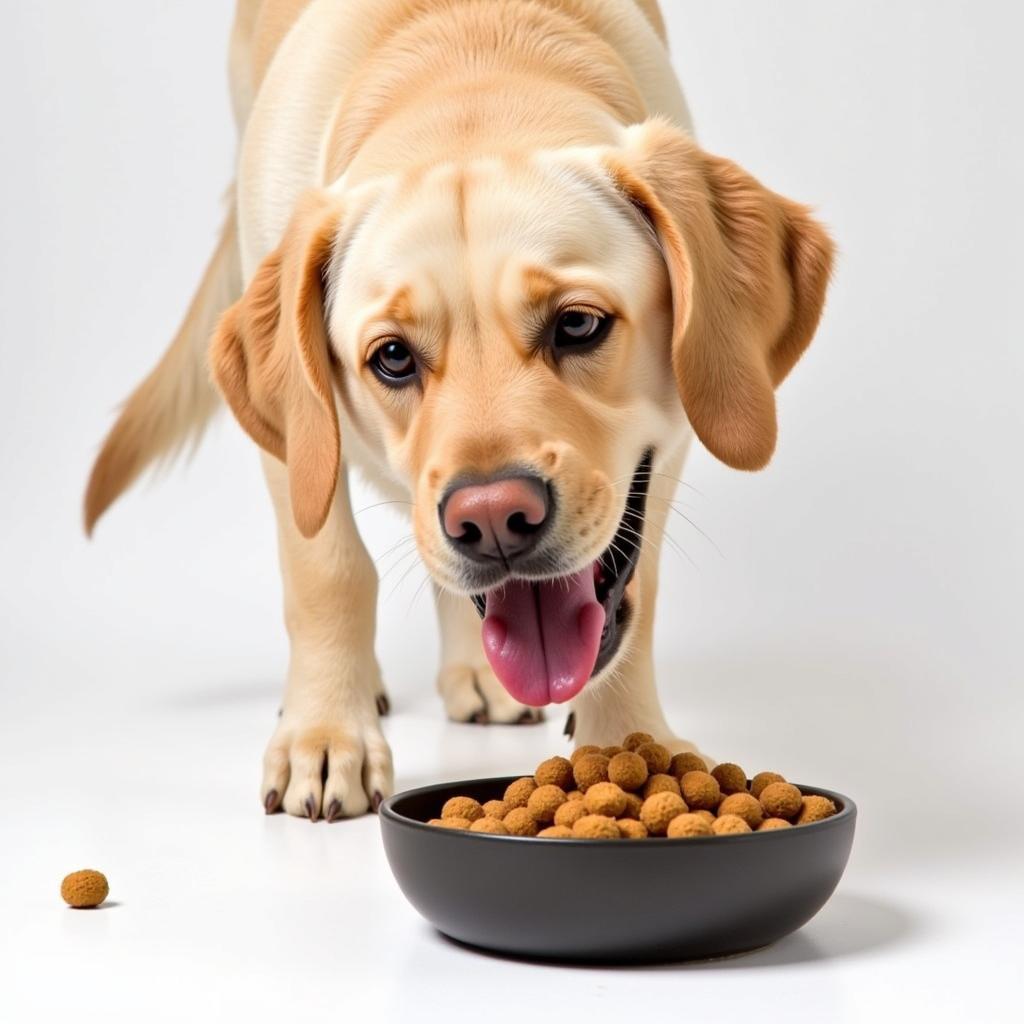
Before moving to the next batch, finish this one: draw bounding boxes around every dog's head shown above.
[212,119,834,707]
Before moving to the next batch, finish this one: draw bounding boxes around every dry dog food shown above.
[60,869,109,908]
[427,736,837,839]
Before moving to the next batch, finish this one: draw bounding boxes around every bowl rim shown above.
[380,775,856,847]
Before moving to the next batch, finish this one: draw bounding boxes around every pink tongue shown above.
[481,569,605,707]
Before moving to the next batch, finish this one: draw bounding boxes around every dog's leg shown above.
[434,588,544,725]
[569,449,714,764]
[260,453,392,820]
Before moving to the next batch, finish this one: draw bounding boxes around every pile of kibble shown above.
[426,733,837,839]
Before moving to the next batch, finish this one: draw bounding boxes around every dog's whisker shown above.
[384,551,427,604]
[406,570,434,615]
[372,534,417,566]
[354,499,416,516]
[377,546,421,587]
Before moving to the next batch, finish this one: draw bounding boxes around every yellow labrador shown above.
[85,0,834,820]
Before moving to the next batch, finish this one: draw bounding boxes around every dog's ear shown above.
[605,120,835,470]
[211,190,342,538]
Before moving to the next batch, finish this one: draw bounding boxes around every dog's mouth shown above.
[469,450,652,707]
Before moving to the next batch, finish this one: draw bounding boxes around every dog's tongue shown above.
[481,569,605,707]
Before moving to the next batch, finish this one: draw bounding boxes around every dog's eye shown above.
[370,340,417,384]
[552,310,613,352]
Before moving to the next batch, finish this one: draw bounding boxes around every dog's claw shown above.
[325,799,342,823]
[376,693,391,716]
[468,709,490,724]
[264,789,280,814]
[372,790,384,813]
[517,708,543,725]
[304,795,318,822]
[563,711,575,739]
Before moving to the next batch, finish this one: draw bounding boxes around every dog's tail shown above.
[83,194,242,535]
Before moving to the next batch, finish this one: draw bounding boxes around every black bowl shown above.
[380,776,856,964]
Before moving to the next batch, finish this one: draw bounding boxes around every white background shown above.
[1,2,1021,1021]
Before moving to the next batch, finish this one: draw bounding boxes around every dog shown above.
[84,0,834,821]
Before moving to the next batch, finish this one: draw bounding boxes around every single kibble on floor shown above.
[504,776,537,809]
[583,781,628,817]
[433,817,472,830]
[60,870,109,909]
[796,795,837,825]
[570,744,601,765]
[758,818,792,831]
[442,796,484,822]
[750,771,787,798]
[607,751,649,791]
[534,755,574,790]
[643,773,681,799]
[712,814,752,835]
[617,818,649,839]
[680,770,722,811]
[669,752,708,778]
[470,817,510,835]
[573,814,621,839]
[554,799,590,828]
[504,807,540,836]
[537,825,574,838]
[620,792,643,820]
[565,789,584,802]
[759,782,803,820]
[667,813,714,839]
[572,753,611,791]
[718,792,764,829]
[710,762,748,795]
[482,799,509,819]
[527,784,568,824]
[640,791,688,835]
[622,731,654,752]
[634,742,671,775]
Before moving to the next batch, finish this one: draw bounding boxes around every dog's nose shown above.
[440,474,550,561]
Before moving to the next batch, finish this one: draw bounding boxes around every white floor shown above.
[2,3,1022,1022]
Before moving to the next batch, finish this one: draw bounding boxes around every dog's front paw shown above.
[261,708,393,821]
[437,663,544,725]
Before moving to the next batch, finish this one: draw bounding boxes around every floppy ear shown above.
[605,120,835,470]
[210,190,342,537]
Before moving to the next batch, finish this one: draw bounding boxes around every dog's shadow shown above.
[430,891,920,971]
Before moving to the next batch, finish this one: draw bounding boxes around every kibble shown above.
[60,870,109,909]
[425,737,840,843]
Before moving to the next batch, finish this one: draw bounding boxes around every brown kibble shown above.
[751,771,786,798]
[712,814,752,835]
[566,790,584,802]
[796,794,838,825]
[760,782,803,821]
[534,756,574,790]
[680,770,722,811]
[692,809,716,826]
[669,752,708,778]
[608,751,649,791]
[640,791,688,835]
[433,817,472,830]
[527,784,568,824]
[635,742,671,775]
[620,792,643,819]
[617,819,649,839]
[711,762,748,795]
[718,792,764,829]
[60,870,109,909]
[482,799,509,819]
[583,782,627,817]
[643,773,681,799]
[537,825,574,838]
[600,745,626,759]
[504,807,540,836]
[570,745,601,765]
[470,817,510,835]
[554,800,589,828]
[622,731,654,752]
[758,818,792,831]
[441,796,484,822]
[667,813,714,839]
[504,777,537,809]
[572,753,610,791]
[572,814,620,839]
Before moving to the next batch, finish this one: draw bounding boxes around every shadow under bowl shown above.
[380,776,856,964]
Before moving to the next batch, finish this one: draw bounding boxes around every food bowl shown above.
[380,776,856,963]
